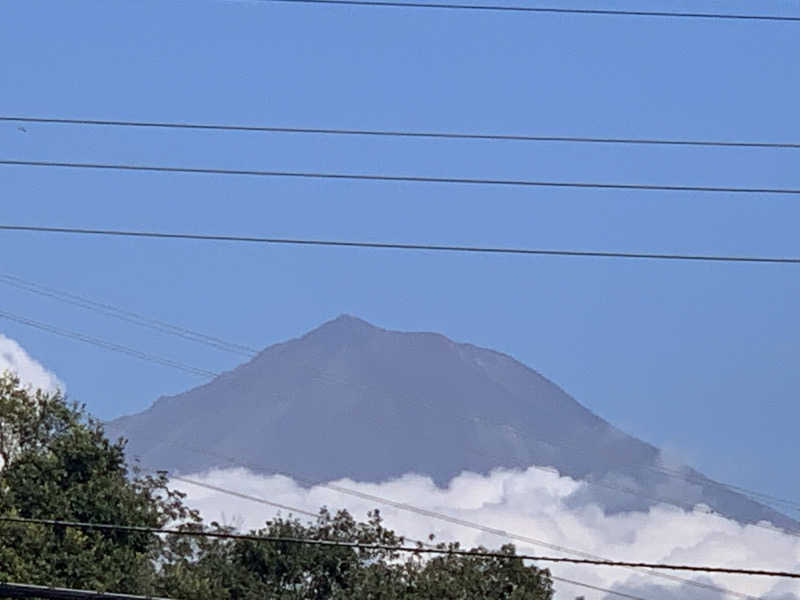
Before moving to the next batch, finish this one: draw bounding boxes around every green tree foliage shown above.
[0,373,553,599]
[0,372,198,594]
[158,509,553,600]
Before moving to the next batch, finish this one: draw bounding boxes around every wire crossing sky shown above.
[246,0,800,22]
[2,224,799,264]
[3,159,800,195]
[4,516,799,579]
[4,115,800,149]
[0,309,218,378]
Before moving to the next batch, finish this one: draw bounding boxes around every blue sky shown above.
[1,0,799,507]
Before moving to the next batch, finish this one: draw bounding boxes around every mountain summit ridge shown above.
[108,316,797,531]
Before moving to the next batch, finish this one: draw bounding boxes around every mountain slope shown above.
[108,315,797,530]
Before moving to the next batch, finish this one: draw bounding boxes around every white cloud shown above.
[0,333,63,393]
[174,466,800,600]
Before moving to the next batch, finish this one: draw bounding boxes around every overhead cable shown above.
[0,273,257,357]
[169,474,320,519]
[3,115,799,150]
[3,158,800,195]
[0,308,218,378]
[234,0,800,23]
[551,577,650,600]
[3,516,798,578]
[2,224,799,265]
[0,582,174,600]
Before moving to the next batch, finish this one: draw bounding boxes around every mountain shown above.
[107,315,797,530]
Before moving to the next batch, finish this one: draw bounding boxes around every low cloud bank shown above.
[174,466,800,600]
[0,333,62,393]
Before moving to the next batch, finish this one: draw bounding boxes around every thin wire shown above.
[0,308,218,378]
[4,158,800,195]
[3,517,798,578]
[0,273,258,357]
[0,582,175,600]
[4,115,800,150]
[552,577,650,600]
[3,224,799,265]
[169,474,320,520]
[237,0,800,23]
[645,463,800,514]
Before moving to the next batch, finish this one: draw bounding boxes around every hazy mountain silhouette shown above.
[108,315,797,530]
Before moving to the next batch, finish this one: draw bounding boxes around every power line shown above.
[0,308,218,378]
[3,516,798,579]
[0,273,258,357]
[645,463,800,514]
[0,582,175,600]
[0,580,643,600]
[552,577,650,600]
[234,0,800,23]
[4,115,800,150]
[4,158,800,195]
[169,474,320,520]
[3,224,800,265]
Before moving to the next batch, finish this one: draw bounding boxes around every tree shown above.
[157,509,553,599]
[0,372,198,594]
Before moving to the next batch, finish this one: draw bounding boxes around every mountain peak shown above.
[108,316,799,531]
[332,313,376,328]
[305,314,380,336]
